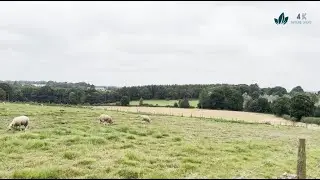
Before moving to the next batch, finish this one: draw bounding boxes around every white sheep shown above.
[2,102,5,105]
[98,114,113,125]
[7,115,29,131]
[140,115,151,123]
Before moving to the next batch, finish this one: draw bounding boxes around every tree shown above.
[0,83,13,101]
[249,83,260,95]
[306,92,319,105]
[290,94,314,121]
[245,97,271,113]
[0,88,6,101]
[198,88,211,109]
[269,86,287,96]
[69,92,78,105]
[120,96,130,106]
[271,96,291,116]
[242,92,252,109]
[251,91,260,100]
[314,106,320,117]
[178,98,190,108]
[173,102,178,107]
[198,86,243,111]
[290,86,304,94]
[139,97,143,106]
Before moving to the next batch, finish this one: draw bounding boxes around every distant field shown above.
[1,103,320,178]
[130,99,199,107]
[102,106,282,126]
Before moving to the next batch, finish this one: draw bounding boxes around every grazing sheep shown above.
[7,115,29,131]
[98,114,113,125]
[140,115,151,123]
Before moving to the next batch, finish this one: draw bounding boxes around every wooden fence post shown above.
[297,138,306,179]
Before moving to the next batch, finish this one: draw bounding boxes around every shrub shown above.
[301,117,320,125]
[139,97,143,106]
[178,98,190,108]
[173,102,178,108]
[281,114,297,121]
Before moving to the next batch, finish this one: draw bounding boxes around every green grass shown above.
[1,103,320,178]
[130,99,199,107]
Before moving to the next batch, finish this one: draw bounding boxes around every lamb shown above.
[140,115,151,123]
[7,115,29,131]
[98,114,113,125]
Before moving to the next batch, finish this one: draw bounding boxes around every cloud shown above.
[0,1,319,91]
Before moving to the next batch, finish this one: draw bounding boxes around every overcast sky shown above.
[0,1,319,91]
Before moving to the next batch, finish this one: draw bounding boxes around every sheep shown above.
[98,114,113,125]
[2,102,5,105]
[7,115,29,131]
[140,115,151,123]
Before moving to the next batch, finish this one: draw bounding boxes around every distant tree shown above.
[306,92,319,105]
[120,96,130,106]
[314,107,320,117]
[198,85,243,111]
[269,86,287,96]
[139,97,143,106]
[290,94,314,121]
[238,84,250,94]
[0,83,13,100]
[251,91,260,100]
[69,92,78,105]
[173,102,178,107]
[178,98,190,108]
[242,92,252,109]
[290,86,304,95]
[198,88,211,109]
[0,88,6,101]
[245,97,271,113]
[249,83,260,95]
[271,96,291,116]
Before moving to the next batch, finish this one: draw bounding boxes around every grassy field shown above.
[129,99,199,107]
[1,103,320,178]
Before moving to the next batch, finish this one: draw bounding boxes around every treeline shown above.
[0,81,319,122]
[197,84,320,121]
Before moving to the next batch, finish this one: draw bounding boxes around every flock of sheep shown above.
[6,110,152,131]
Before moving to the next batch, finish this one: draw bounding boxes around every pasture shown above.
[129,99,199,107]
[1,103,320,178]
